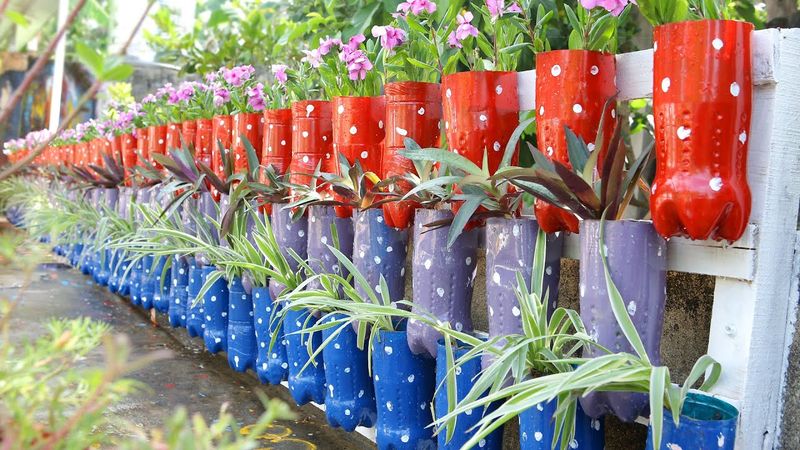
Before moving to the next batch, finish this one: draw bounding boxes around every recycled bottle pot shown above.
[186,258,205,338]
[168,255,191,328]
[579,220,667,421]
[260,109,293,215]
[408,208,478,358]
[181,119,197,151]
[232,112,263,173]
[441,71,519,173]
[147,125,168,169]
[381,81,442,229]
[151,256,170,313]
[195,118,213,168]
[651,19,753,242]
[211,115,233,201]
[352,209,408,304]
[202,265,229,354]
[373,329,436,450]
[485,217,563,366]
[534,50,617,234]
[226,275,256,372]
[254,285,288,384]
[165,122,182,151]
[519,399,604,450]
[321,313,377,431]
[435,341,502,450]
[139,254,156,310]
[283,308,326,405]
[645,392,738,449]
[289,101,335,200]
[331,96,386,218]
[120,133,137,186]
[306,205,354,292]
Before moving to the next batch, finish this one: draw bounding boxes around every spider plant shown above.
[434,217,721,450]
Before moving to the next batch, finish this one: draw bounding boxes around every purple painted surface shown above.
[485,217,563,339]
[579,220,667,422]
[270,206,308,276]
[408,208,478,359]
[352,209,409,303]
[105,188,119,211]
[306,206,354,291]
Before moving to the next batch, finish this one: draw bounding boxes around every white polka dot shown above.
[246,124,252,130]
[302,131,309,138]
[306,104,315,116]
[436,287,445,297]
[360,151,368,159]
[539,106,545,116]
[551,65,561,77]
[590,65,599,75]
[378,120,384,129]
[281,139,286,146]
[424,259,432,270]
[350,126,357,135]
[384,346,393,355]
[479,114,488,122]
[713,38,724,50]
[573,104,583,114]
[418,107,425,115]
[337,104,344,114]
[730,82,740,97]
[446,88,452,98]
[512,306,521,316]
[396,127,408,136]
[661,77,671,93]
[739,131,748,144]
[709,177,723,191]
[677,126,692,141]
[302,155,309,163]
[495,85,503,95]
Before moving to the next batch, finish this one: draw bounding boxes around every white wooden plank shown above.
[561,224,757,280]
[702,29,800,450]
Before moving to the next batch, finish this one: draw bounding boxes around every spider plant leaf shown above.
[502,117,535,169]
[649,366,668,450]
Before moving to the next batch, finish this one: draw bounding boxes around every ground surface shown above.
[1,258,374,450]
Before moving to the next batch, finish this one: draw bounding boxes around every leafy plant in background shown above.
[633,0,769,25]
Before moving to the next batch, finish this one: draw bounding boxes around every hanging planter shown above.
[147,125,168,168]
[151,256,170,313]
[254,285,288,384]
[260,109,292,215]
[408,208,478,358]
[166,122,182,151]
[283,308,327,405]
[211,114,233,201]
[186,258,205,338]
[645,392,737,450]
[381,81,442,229]
[289,101,335,197]
[139,254,156,310]
[352,208,408,305]
[307,205,354,290]
[534,50,617,234]
[321,313,376,431]
[373,329,436,450]
[232,112,263,173]
[519,400,604,450]
[485,217,563,351]
[227,275,256,372]
[202,265,229,354]
[182,120,197,150]
[120,133,137,186]
[441,71,519,172]
[331,96,385,218]
[168,255,190,328]
[195,118,213,168]
[579,219,667,422]
[435,341,502,450]
[651,20,753,242]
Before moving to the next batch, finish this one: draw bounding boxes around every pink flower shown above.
[397,0,436,16]
[580,0,635,16]
[247,83,266,111]
[371,25,407,51]
[318,37,343,56]
[344,50,373,81]
[342,34,366,55]
[213,87,230,108]
[302,48,323,68]
[221,65,255,87]
[448,11,479,48]
[272,64,288,85]
[487,0,522,20]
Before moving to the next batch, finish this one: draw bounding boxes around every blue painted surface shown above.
[254,284,288,385]
[352,209,409,303]
[96,249,111,287]
[139,254,155,310]
[227,276,256,372]
[435,342,502,450]
[321,314,376,431]
[284,308,326,405]
[130,257,144,306]
[202,265,228,354]
[186,261,205,338]
[116,258,130,297]
[372,330,436,450]
[646,393,737,450]
[168,256,190,328]
[107,250,120,293]
[519,399,604,450]
[152,257,170,313]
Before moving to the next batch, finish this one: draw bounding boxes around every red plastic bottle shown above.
[232,112,263,173]
[289,101,335,204]
[261,108,293,215]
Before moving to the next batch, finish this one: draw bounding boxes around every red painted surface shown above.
[121,133,137,186]
[195,118,213,168]
[136,127,149,170]
[534,50,617,234]
[261,109,293,215]
[232,112,263,173]
[331,96,386,218]
[651,20,753,242]
[211,115,233,201]
[182,120,197,151]
[148,125,168,170]
[381,81,442,229]
[289,100,334,201]
[166,122,182,151]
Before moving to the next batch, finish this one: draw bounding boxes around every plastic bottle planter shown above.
[211,115,232,201]
[139,254,156,310]
[168,256,191,328]
[96,248,111,287]
[166,122,182,151]
[651,20,753,242]
[130,257,145,306]
[485,217,563,354]
[271,206,308,274]
[151,257,170,313]
[645,392,737,450]
[202,265,229,354]
[289,101,335,196]
[519,400,604,450]
[534,50,617,234]
[408,209,478,358]
[435,341,502,450]
[382,81,442,229]
[186,260,205,338]
[107,251,121,293]
[195,118,213,169]
[579,220,667,421]
[373,330,436,450]
[227,275,256,372]
[306,206,354,292]
[181,120,197,151]
[120,133,137,186]
[232,112,263,173]
[261,109,293,216]
[254,285,288,384]
[331,96,385,218]
[147,125,168,169]
[283,308,327,405]
[353,209,409,304]
[441,71,519,173]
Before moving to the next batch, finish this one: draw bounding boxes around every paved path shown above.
[1,258,374,450]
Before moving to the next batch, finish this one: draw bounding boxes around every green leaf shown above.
[5,10,29,27]
[649,367,668,450]
[446,195,482,248]
[75,42,104,76]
